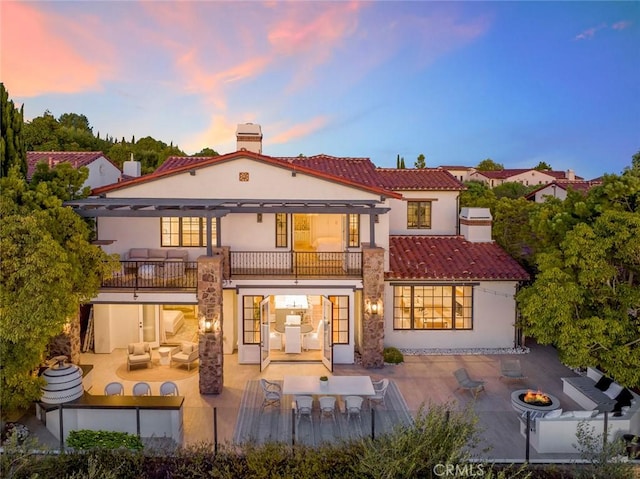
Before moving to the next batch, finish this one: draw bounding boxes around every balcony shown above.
[100,252,362,290]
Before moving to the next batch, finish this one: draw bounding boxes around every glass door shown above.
[321,296,333,371]
[139,304,159,347]
[260,297,271,371]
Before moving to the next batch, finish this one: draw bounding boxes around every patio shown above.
[25,340,590,460]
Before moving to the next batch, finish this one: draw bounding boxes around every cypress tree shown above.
[0,83,27,178]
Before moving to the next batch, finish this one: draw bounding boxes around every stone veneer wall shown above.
[197,254,224,394]
[361,246,385,368]
[47,309,81,364]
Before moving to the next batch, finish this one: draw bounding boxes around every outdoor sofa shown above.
[122,248,189,278]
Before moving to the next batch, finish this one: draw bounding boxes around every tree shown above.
[534,161,552,171]
[493,181,532,199]
[459,181,496,209]
[1,83,27,178]
[0,167,115,415]
[23,111,61,151]
[517,168,640,386]
[58,113,91,132]
[193,147,219,156]
[476,158,504,171]
[632,149,640,170]
[415,154,426,169]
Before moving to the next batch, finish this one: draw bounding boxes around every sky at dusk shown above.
[2,1,639,179]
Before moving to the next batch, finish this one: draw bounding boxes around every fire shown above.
[523,389,551,405]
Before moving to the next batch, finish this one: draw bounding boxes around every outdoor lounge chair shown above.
[170,341,199,371]
[499,359,527,381]
[127,342,152,371]
[260,379,282,412]
[454,368,485,397]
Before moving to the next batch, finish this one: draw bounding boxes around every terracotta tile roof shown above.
[387,236,530,281]
[93,150,402,199]
[279,155,381,187]
[27,151,114,179]
[473,169,583,181]
[375,168,464,190]
[525,180,603,199]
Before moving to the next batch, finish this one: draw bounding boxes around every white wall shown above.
[533,185,567,203]
[93,304,140,353]
[383,281,518,349]
[85,157,120,189]
[387,190,459,236]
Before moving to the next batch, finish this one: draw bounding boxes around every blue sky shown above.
[2,1,639,179]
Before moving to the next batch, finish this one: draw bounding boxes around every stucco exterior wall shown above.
[383,281,518,350]
[387,190,459,236]
[85,157,121,189]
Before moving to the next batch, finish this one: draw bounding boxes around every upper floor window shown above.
[347,214,359,247]
[161,217,216,247]
[393,285,473,330]
[275,213,288,248]
[407,201,432,229]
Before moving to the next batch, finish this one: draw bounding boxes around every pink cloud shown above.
[612,20,632,30]
[0,3,116,97]
[574,24,607,40]
[270,117,330,144]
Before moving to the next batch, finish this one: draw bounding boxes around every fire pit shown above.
[511,389,560,414]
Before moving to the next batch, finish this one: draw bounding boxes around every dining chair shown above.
[319,396,337,425]
[160,381,179,396]
[295,395,314,429]
[344,395,364,422]
[369,378,389,409]
[104,382,124,396]
[132,381,151,396]
[259,379,282,412]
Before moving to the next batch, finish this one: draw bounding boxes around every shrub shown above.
[383,347,404,364]
[67,430,144,451]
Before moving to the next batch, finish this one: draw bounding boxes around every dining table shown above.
[282,375,375,397]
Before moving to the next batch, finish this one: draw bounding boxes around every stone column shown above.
[197,254,224,394]
[361,245,385,368]
[47,309,81,364]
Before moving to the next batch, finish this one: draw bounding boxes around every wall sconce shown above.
[257,213,263,223]
[204,320,213,332]
[366,299,381,315]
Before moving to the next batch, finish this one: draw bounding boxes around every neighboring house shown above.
[469,168,581,188]
[439,165,476,183]
[28,151,121,189]
[65,124,529,379]
[525,180,603,203]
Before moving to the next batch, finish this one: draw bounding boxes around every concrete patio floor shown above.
[25,339,590,461]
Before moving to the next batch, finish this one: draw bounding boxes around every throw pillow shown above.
[133,343,145,355]
[594,375,613,391]
[181,342,193,354]
[614,388,634,408]
[603,382,624,400]
[545,409,563,419]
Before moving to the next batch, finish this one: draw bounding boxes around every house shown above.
[64,124,529,393]
[469,168,581,188]
[438,165,476,183]
[525,179,603,203]
[28,151,121,189]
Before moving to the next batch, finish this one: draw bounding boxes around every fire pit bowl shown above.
[511,389,560,414]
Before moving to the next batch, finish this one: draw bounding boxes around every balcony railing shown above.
[230,251,362,278]
[101,261,198,290]
[100,252,363,289]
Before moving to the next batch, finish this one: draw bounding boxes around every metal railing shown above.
[230,251,362,277]
[101,261,198,289]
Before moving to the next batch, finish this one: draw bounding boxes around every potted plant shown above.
[319,376,329,388]
[623,434,640,459]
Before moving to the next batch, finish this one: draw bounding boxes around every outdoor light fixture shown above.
[204,320,213,332]
[370,302,379,314]
[366,299,381,315]
[189,169,196,176]
[257,213,263,223]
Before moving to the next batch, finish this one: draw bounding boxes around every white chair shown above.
[171,341,199,371]
[160,381,179,396]
[303,320,324,350]
[260,379,282,412]
[369,378,389,409]
[499,359,527,381]
[295,395,314,429]
[127,342,152,371]
[104,382,124,396]
[284,326,301,353]
[269,331,283,350]
[319,396,337,425]
[132,382,151,396]
[345,395,364,422]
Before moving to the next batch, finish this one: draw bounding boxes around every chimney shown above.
[236,123,262,154]
[566,169,575,181]
[459,207,492,242]
[123,154,141,178]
